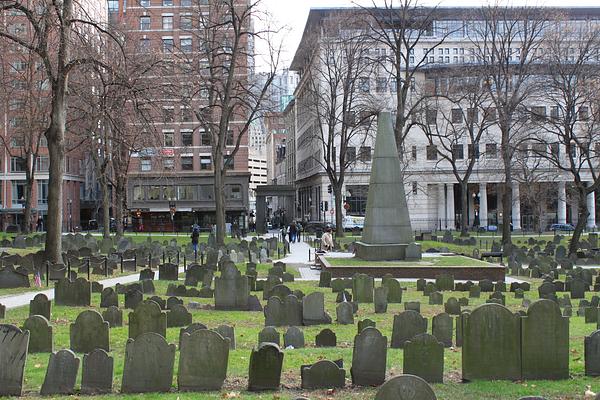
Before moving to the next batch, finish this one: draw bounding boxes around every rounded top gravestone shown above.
[375,374,437,400]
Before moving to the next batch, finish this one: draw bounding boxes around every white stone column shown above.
[479,183,488,228]
[587,182,596,229]
[447,184,455,230]
[468,187,475,227]
[512,182,521,230]
[557,181,567,225]
[438,184,446,230]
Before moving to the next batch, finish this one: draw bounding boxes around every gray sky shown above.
[255,0,600,71]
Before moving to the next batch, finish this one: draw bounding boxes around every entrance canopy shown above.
[255,185,295,234]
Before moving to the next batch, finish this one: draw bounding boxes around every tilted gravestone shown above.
[301,359,345,389]
[100,287,119,308]
[521,299,569,380]
[214,265,250,310]
[302,292,332,325]
[336,302,354,324]
[214,325,236,350]
[403,333,444,383]
[391,311,427,348]
[352,273,374,303]
[178,329,230,391]
[40,349,80,396]
[22,315,52,353]
[81,349,113,395]
[258,326,280,346]
[284,326,305,349]
[167,304,192,328]
[375,374,437,400]
[128,300,167,339]
[29,293,51,320]
[351,327,387,386]
[247,343,284,391]
[121,332,176,393]
[432,313,453,348]
[316,328,337,347]
[102,306,123,328]
[0,325,29,396]
[70,310,110,353]
[54,278,91,306]
[0,265,30,288]
[462,303,521,381]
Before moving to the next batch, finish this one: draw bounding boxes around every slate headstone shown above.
[178,329,230,391]
[391,311,427,348]
[22,315,52,353]
[247,343,284,391]
[40,349,80,395]
[351,327,387,386]
[403,333,444,383]
[81,349,113,395]
[70,310,110,353]
[0,324,29,396]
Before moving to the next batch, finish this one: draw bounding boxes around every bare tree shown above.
[530,19,600,254]
[305,14,379,236]
[418,73,494,235]
[468,5,552,246]
[175,0,280,245]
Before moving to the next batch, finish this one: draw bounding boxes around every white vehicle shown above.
[343,215,365,231]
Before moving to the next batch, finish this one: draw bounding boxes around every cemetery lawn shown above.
[3,277,599,399]
[325,255,492,267]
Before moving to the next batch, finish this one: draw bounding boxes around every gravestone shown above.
[432,313,453,348]
[316,328,337,347]
[336,301,354,324]
[585,329,600,376]
[167,304,192,328]
[54,278,91,306]
[247,343,284,391]
[0,325,29,396]
[382,278,402,303]
[166,296,183,310]
[264,297,285,327]
[102,306,123,328]
[353,273,374,303]
[436,274,454,291]
[258,326,280,346]
[429,291,443,305]
[0,266,29,288]
[158,263,178,281]
[571,278,587,299]
[284,326,305,348]
[121,332,176,393]
[70,310,110,353]
[215,325,236,350]
[125,289,144,310]
[178,329,229,391]
[462,303,521,381]
[148,296,167,310]
[29,293,51,320]
[301,360,345,389]
[178,323,208,347]
[403,333,444,383]
[40,349,80,395]
[358,319,376,333]
[81,349,113,395]
[375,374,437,400]
[214,265,250,310]
[445,297,461,315]
[302,292,332,325]
[404,301,421,313]
[100,287,118,308]
[469,285,481,298]
[391,311,427,348]
[521,299,569,380]
[351,327,387,386]
[128,300,167,339]
[22,315,52,353]
[319,271,332,287]
[374,286,389,313]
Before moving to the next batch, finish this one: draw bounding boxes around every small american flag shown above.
[34,270,42,287]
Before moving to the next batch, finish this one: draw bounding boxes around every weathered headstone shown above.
[0,325,29,396]
[353,273,374,303]
[102,306,123,328]
[128,300,167,339]
[302,292,332,325]
[178,329,230,391]
[357,318,376,333]
[319,271,332,287]
[300,360,345,389]
[214,265,250,310]
[29,293,51,320]
[375,374,437,400]
[258,326,280,346]
[70,310,110,353]
[403,333,444,383]
[374,286,389,313]
[429,291,443,305]
[585,329,600,376]
[432,313,453,348]
[247,343,284,391]
[336,301,354,324]
[81,349,113,395]
[391,311,427,348]
[124,289,143,310]
[351,327,387,386]
[284,326,305,349]
[40,349,80,395]
[316,328,337,347]
[100,287,119,308]
[22,315,52,353]
[404,301,421,313]
[214,325,236,350]
[54,277,91,306]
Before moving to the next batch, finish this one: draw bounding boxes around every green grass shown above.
[325,255,492,267]
[2,274,600,399]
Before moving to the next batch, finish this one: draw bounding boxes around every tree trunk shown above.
[569,186,589,256]
[333,184,344,237]
[213,152,226,245]
[115,175,125,236]
[45,124,65,263]
[101,174,110,238]
[460,180,469,237]
[501,129,512,246]
[22,171,33,234]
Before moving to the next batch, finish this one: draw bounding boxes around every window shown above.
[466,108,478,124]
[36,156,49,171]
[200,130,211,146]
[11,181,26,206]
[181,130,193,146]
[359,77,370,93]
[199,185,214,200]
[163,0,173,5]
[8,99,24,111]
[148,186,161,200]
[224,155,234,170]
[133,186,144,201]
[140,16,151,30]
[10,156,26,172]
[163,158,174,170]
[426,109,437,125]
[40,136,47,147]
[10,61,27,72]
[484,107,497,121]
[140,158,151,171]
[163,107,174,122]
[37,180,48,206]
[10,137,23,148]
[359,146,371,162]
[181,156,193,170]
[162,15,173,29]
[162,38,174,52]
[346,147,356,162]
[180,37,192,52]
[181,0,192,6]
[411,145,417,160]
[200,156,212,170]
[177,185,194,200]
[412,182,418,195]
[551,143,560,158]
[531,143,546,157]
[376,78,387,93]
[579,106,589,121]
[451,108,463,124]
[570,143,577,159]
[163,132,174,146]
[139,0,150,6]
[550,106,560,119]
[227,185,242,200]
[426,145,437,160]
[139,38,150,52]
[530,106,546,121]
[452,144,464,160]
[485,143,498,158]
[180,14,192,29]
[226,130,234,146]
[181,107,192,122]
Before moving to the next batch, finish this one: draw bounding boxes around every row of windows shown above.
[139,155,234,172]
[10,180,48,207]
[132,183,241,202]
[9,156,77,174]
[162,129,233,147]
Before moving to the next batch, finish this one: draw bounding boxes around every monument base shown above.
[354,242,421,261]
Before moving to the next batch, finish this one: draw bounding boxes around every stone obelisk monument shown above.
[355,112,421,261]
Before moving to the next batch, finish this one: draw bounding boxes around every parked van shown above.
[343,215,365,231]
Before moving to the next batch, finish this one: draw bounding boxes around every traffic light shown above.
[320,202,324,212]
[327,185,332,194]
[324,201,328,211]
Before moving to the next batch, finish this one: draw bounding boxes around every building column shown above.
[479,183,488,228]
[468,186,475,227]
[587,182,596,229]
[557,181,567,225]
[446,184,455,230]
[438,184,446,230]
[512,182,521,231]
[570,203,578,225]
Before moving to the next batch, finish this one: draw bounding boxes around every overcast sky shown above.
[255,0,600,71]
